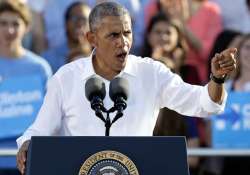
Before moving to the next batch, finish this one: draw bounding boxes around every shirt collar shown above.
[81,50,96,81]
[120,54,137,77]
[81,49,137,81]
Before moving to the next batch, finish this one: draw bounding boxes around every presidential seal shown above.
[78,150,139,175]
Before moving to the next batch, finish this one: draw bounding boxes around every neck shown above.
[93,54,119,81]
[0,44,24,58]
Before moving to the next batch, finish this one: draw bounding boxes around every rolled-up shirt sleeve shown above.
[16,75,64,149]
[156,63,227,117]
[200,84,227,115]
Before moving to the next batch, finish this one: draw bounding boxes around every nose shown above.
[76,19,87,28]
[7,25,15,34]
[116,35,127,48]
[161,33,169,42]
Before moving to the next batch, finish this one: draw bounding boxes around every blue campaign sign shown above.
[0,75,45,139]
[211,92,250,148]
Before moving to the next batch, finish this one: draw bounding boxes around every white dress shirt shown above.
[17,54,227,148]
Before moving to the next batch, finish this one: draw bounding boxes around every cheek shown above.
[16,27,27,37]
[170,35,178,46]
[0,28,4,34]
[148,34,160,47]
[67,25,74,34]
[98,42,115,58]
[240,48,250,59]
[168,29,178,45]
[239,51,250,67]
[128,35,133,44]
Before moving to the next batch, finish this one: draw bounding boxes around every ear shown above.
[86,31,98,48]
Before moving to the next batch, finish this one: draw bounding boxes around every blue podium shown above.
[26,136,189,175]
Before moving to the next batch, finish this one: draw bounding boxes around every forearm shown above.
[208,79,225,104]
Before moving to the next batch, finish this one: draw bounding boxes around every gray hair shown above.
[89,1,130,32]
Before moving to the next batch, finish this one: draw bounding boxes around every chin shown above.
[115,63,126,72]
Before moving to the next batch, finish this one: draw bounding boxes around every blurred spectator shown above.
[225,34,250,92]
[142,12,201,174]
[221,34,250,175]
[42,1,92,73]
[204,30,242,144]
[145,0,223,83]
[0,0,51,82]
[142,12,188,71]
[142,12,200,84]
[210,0,250,33]
[19,0,47,54]
[201,33,249,175]
[191,30,242,175]
[0,0,52,174]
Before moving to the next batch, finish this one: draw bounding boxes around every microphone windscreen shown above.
[85,77,106,101]
[109,77,129,101]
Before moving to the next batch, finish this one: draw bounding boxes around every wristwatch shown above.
[210,73,227,84]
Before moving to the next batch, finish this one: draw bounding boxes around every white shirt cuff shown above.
[200,84,227,115]
[16,135,32,149]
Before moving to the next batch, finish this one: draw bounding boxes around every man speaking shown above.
[16,1,237,174]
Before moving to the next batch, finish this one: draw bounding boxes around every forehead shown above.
[153,21,170,28]
[152,21,176,31]
[0,11,22,20]
[98,15,131,31]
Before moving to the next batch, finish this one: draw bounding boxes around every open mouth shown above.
[116,52,127,61]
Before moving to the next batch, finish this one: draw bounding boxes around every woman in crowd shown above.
[145,0,222,83]
[142,12,201,174]
[220,34,250,175]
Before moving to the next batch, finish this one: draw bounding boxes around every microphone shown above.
[109,77,129,123]
[85,77,106,122]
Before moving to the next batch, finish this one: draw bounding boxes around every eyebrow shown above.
[106,31,120,37]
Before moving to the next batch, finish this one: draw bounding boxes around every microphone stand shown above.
[105,111,111,136]
[97,107,124,136]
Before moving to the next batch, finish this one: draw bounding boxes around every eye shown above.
[109,32,120,38]
[124,30,132,36]
[0,20,7,26]
[12,21,20,28]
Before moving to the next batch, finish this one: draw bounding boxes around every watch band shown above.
[210,73,226,84]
